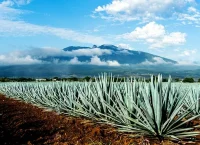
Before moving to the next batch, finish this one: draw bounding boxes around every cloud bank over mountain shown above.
[0,44,177,66]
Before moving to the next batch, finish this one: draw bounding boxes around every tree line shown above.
[0,76,199,83]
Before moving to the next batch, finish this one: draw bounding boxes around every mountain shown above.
[41,44,176,65]
[2,44,200,78]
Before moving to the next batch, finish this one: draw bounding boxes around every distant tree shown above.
[198,78,200,82]
[183,77,195,83]
[16,77,25,82]
[145,78,151,82]
[144,76,157,82]
[113,77,124,82]
[162,78,168,82]
[0,78,8,82]
[70,77,78,81]
[0,77,35,82]
[45,78,51,81]
[91,78,95,82]
[174,78,180,82]
[53,77,62,81]
[92,45,97,48]
[84,76,91,82]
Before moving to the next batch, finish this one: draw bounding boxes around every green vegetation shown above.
[183,77,195,83]
[0,77,35,82]
[1,76,200,83]
[162,78,168,82]
[0,74,200,143]
[174,78,180,82]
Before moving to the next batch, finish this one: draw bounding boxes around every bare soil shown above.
[0,94,198,145]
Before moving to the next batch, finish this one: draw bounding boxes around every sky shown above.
[0,0,200,65]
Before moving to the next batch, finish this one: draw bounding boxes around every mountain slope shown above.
[0,44,182,78]
[41,44,176,65]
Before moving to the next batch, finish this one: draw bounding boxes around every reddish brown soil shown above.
[0,94,198,145]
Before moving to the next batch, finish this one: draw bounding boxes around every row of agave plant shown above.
[0,74,200,142]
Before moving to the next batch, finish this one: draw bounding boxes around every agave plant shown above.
[107,75,200,141]
[0,74,200,142]
[185,87,200,116]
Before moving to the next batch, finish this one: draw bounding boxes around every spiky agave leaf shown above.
[111,75,200,141]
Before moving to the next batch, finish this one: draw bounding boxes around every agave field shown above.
[1,74,200,144]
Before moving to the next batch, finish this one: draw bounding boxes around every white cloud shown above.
[90,56,121,66]
[120,22,186,48]
[94,0,195,22]
[117,43,134,50]
[177,7,200,27]
[141,57,172,65]
[0,0,14,7]
[13,0,32,6]
[69,57,83,64]
[179,49,197,56]
[0,0,109,45]
[0,53,41,65]
[175,59,200,66]
[0,19,110,45]
[90,56,107,65]
[0,47,114,65]
[25,47,112,58]
[0,0,31,20]
[67,48,112,56]
[117,49,132,54]
[1,0,31,6]
[169,48,199,65]
[107,60,121,66]
[69,56,121,66]
[162,32,186,45]
[0,5,22,20]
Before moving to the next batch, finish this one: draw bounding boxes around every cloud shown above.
[176,60,197,65]
[0,0,31,20]
[107,60,121,66]
[94,0,196,22]
[66,48,112,56]
[141,57,172,65]
[69,56,121,66]
[90,56,121,66]
[173,48,197,57]
[68,56,121,66]
[119,22,186,48]
[0,52,41,65]
[0,47,114,65]
[0,0,14,7]
[1,0,31,6]
[13,0,32,6]
[0,0,109,45]
[24,47,112,58]
[0,20,109,45]
[179,49,197,56]
[69,57,84,65]
[177,7,200,27]
[169,48,199,65]
[117,43,134,50]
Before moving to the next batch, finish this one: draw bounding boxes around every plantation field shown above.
[1,95,146,144]
[1,75,200,144]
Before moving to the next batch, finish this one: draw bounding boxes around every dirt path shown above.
[0,95,147,145]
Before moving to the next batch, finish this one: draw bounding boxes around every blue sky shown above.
[0,0,200,65]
